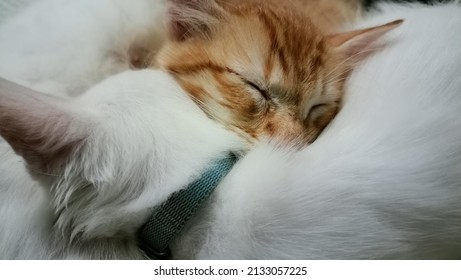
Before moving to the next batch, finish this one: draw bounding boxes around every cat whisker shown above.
[187,94,214,115]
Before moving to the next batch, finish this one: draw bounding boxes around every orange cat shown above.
[154,0,400,145]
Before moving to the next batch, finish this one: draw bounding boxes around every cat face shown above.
[157,0,401,144]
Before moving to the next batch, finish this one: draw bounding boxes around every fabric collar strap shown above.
[138,153,237,259]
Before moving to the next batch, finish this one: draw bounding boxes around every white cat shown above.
[1,0,461,259]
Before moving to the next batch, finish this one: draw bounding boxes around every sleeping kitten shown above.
[155,0,399,145]
[2,0,459,259]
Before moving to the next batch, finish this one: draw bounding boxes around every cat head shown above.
[157,0,402,144]
[0,71,243,240]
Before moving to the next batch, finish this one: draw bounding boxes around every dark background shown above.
[363,0,452,9]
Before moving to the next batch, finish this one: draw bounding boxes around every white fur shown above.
[0,0,167,96]
[1,1,461,259]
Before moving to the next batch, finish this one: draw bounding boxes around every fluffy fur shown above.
[0,0,167,96]
[1,0,461,259]
[291,0,363,33]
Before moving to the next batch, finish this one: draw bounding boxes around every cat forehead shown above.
[169,20,327,87]
[219,5,322,46]
[227,2,320,36]
[210,9,326,82]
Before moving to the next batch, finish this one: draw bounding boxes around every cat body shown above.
[0,0,461,259]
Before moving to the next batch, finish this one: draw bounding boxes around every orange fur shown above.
[290,0,362,33]
[154,0,400,145]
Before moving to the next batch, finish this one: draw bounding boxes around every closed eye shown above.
[306,104,329,120]
[244,80,270,100]
[310,104,328,112]
[226,67,269,100]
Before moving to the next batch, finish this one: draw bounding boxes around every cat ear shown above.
[327,19,403,63]
[167,0,223,41]
[0,78,91,172]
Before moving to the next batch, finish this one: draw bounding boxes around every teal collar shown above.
[138,153,237,259]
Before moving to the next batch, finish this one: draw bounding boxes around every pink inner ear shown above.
[329,19,403,63]
[167,0,218,41]
[0,78,88,172]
